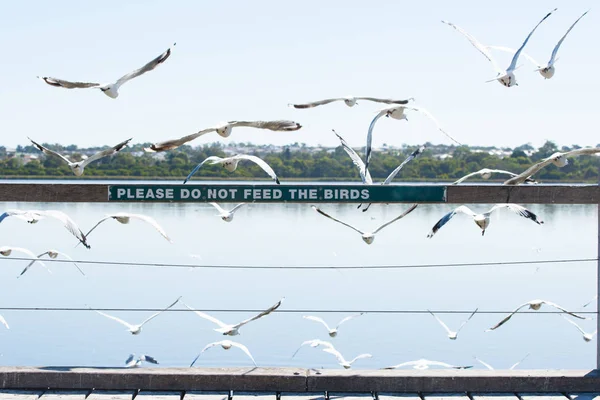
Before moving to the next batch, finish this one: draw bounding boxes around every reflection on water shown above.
[0,195,597,369]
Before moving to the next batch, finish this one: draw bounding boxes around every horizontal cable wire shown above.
[0,257,597,270]
[0,307,596,314]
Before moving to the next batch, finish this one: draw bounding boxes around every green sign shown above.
[108,184,446,203]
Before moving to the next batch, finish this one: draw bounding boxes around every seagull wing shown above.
[183,302,229,329]
[229,120,302,131]
[474,357,494,370]
[456,308,479,333]
[383,146,425,184]
[144,128,217,153]
[349,353,372,364]
[372,203,418,234]
[583,295,598,308]
[560,314,587,335]
[312,206,364,235]
[383,360,418,369]
[504,157,557,185]
[333,129,372,184]
[428,310,453,335]
[441,20,504,76]
[365,108,390,170]
[563,147,600,157]
[335,313,364,330]
[125,354,136,367]
[81,138,132,167]
[452,170,487,185]
[427,205,476,238]
[303,316,332,332]
[507,9,556,73]
[234,298,284,329]
[488,204,543,225]
[209,202,227,214]
[139,296,181,327]
[28,138,72,164]
[548,10,589,66]
[509,353,530,370]
[1,315,12,329]
[191,341,221,366]
[84,216,114,239]
[184,156,225,184]
[38,210,89,249]
[19,251,50,277]
[231,154,280,184]
[229,203,246,213]
[486,302,531,331]
[486,45,541,67]
[542,300,588,320]
[322,347,347,365]
[115,43,175,87]
[53,251,85,276]
[140,355,159,364]
[128,213,173,243]
[37,76,100,89]
[404,106,461,145]
[94,310,134,330]
[356,97,414,105]
[289,98,344,108]
[229,341,258,366]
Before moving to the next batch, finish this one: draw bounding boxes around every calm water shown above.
[0,180,597,370]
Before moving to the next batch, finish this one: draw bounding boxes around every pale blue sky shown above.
[1,0,597,150]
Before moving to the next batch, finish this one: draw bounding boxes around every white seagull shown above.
[144,120,302,152]
[209,203,245,222]
[475,354,530,370]
[322,347,372,369]
[428,309,478,340]
[442,9,556,87]
[29,137,132,176]
[184,297,283,336]
[125,354,159,368]
[504,147,600,185]
[92,296,181,335]
[184,154,280,184]
[291,339,334,358]
[365,105,459,169]
[190,340,257,367]
[452,168,537,185]
[21,249,84,277]
[38,43,175,98]
[383,358,472,370]
[289,96,414,109]
[0,209,90,248]
[488,10,589,79]
[303,313,364,337]
[427,204,543,237]
[561,315,597,342]
[0,246,50,275]
[487,299,588,331]
[84,212,172,243]
[0,314,8,329]
[312,204,418,245]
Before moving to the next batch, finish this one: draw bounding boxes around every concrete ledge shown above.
[0,368,599,392]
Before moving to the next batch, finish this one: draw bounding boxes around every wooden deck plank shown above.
[471,394,519,400]
[279,395,325,400]
[519,395,569,400]
[137,392,182,400]
[87,390,136,400]
[231,394,274,400]
[423,394,469,400]
[378,395,421,400]
[183,392,228,400]
[329,395,372,400]
[0,391,43,400]
[567,395,600,400]
[38,391,88,400]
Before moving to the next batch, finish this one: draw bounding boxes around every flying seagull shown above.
[84,213,172,243]
[312,204,418,244]
[442,9,556,87]
[365,105,460,169]
[38,43,176,98]
[184,298,283,336]
[303,313,364,337]
[561,315,597,342]
[21,249,84,277]
[0,315,8,329]
[289,96,414,109]
[488,10,589,79]
[383,358,472,370]
[291,339,334,358]
[143,120,302,153]
[125,354,159,368]
[0,209,90,248]
[504,148,600,185]
[209,203,245,222]
[475,354,530,370]
[190,340,257,367]
[428,309,478,340]
[322,347,372,369]
[91,296,181,335]
[487,299,588,331]
[427,204,543,237]
[184,154,280,184]
[0,246,49,275]
[452,168,538,185]
[29,137,131,176]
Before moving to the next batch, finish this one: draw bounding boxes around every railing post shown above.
[597,172,600,370]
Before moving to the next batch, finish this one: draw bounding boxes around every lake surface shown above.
[0,180,597,370]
